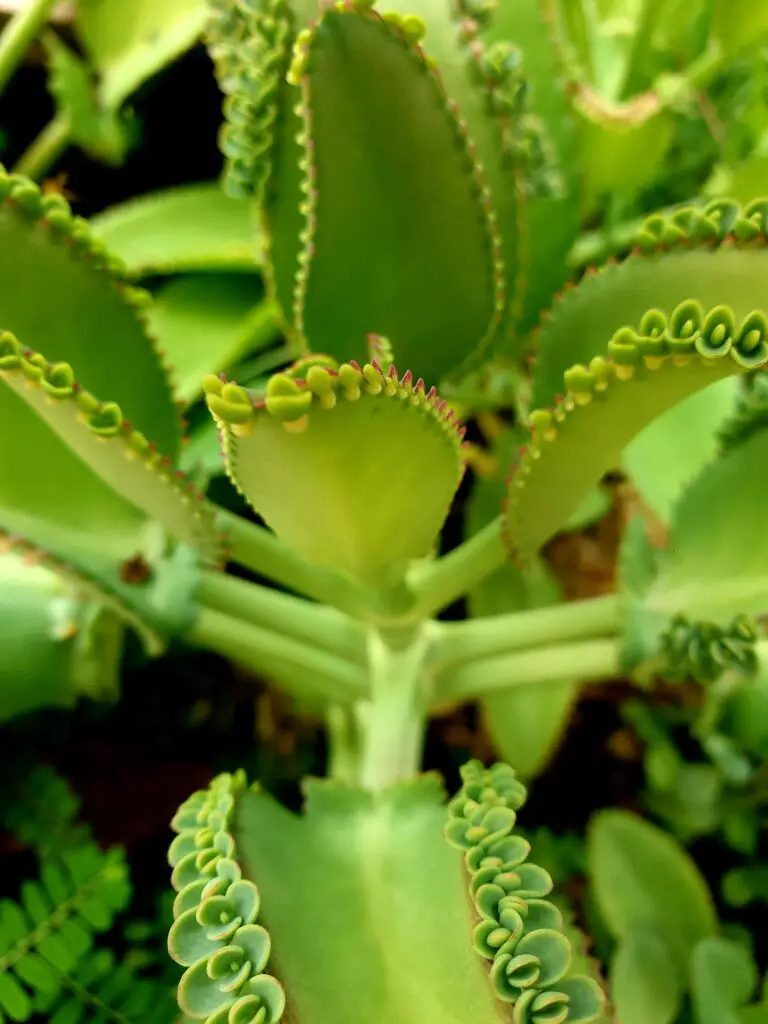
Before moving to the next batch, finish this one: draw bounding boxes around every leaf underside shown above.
[282,7,499,381]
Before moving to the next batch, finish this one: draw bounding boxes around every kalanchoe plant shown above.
[6,0,768,1021]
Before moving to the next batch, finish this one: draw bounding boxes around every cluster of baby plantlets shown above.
[168,772,285,1023]
[660,614,760,684]
[445,761,604,1022]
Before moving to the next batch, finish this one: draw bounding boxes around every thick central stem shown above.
[360,624,429,791]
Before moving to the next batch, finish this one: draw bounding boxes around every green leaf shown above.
[485,0,580,336]
[712,0,768,57]
[0,169,179,454]
[45,35,134,165]
[626,425,768,667]
[611,925,683,1024]
[171,772,512,1024]
[205,358,464,586]
[90,183,261,277]
[691,937,758,1024]
[587,809,718,975]
[531,203,768,412]
[622,377,738,524]
[0,336,221,564]
[505,299,767,562]
[574,97,674,218]
[270,6,502,382]
[75,0,207,112]
[722,661,768,759]
[146,276,279,404]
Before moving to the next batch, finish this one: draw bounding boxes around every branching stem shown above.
[13,113,70,180]
[218,508,369,619]
[408,516,506,619]
[429,593,622,670]
[433,637,622,703]
[198,570,367,665]
[360,624,430,790]
[187,606,368,705]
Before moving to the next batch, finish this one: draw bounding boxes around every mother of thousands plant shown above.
[4,0,768,1020]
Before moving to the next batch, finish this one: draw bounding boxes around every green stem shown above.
[218,508,369,619]
[408,516,506,619]
[0,0,58,94]
[13,113,70,180]
[197,570,366,665]
[326,704,362,783]
[429,594,622,670]
[360,624,429,790]
[433,637,622,703]
[187,606,367,705]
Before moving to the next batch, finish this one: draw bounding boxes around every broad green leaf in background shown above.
[466,425,589,778]
[485,0,581,338]
[587,809,718,976]
[146,276,281,404]
[45,34,135,165]
[90,182,261,277]
[75,0,207,113]
[622,377,738,524]
[611,923,683,1024]
[691,937,758,1024]
[721,660,768,760]
[624,426,768,668]
[712,0,768,58]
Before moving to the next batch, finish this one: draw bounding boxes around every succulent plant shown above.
[5,0,768,1020]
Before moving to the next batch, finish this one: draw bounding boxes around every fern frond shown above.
[0,843,130,1022]
[0,765,90,859]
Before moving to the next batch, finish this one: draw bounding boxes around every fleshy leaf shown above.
[610,924,682,1024]
[145,277,280,404]
[531,200,768,411]
[280,4,501,381]
[712,0,768,57]
[168,771,507,1024]
[505,301,768,562]
[587,809,717,976]
[622,377,738,524]
[205,357,464,584]
[75,0,208,112]
[0,166,180,454]
[90,182,261,277]
[466,427,577,778]
[46,34,135,165]
[0,334,221,564]
[485,0,580,336]
[624,424,768,669]
[691,937,758,1024]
